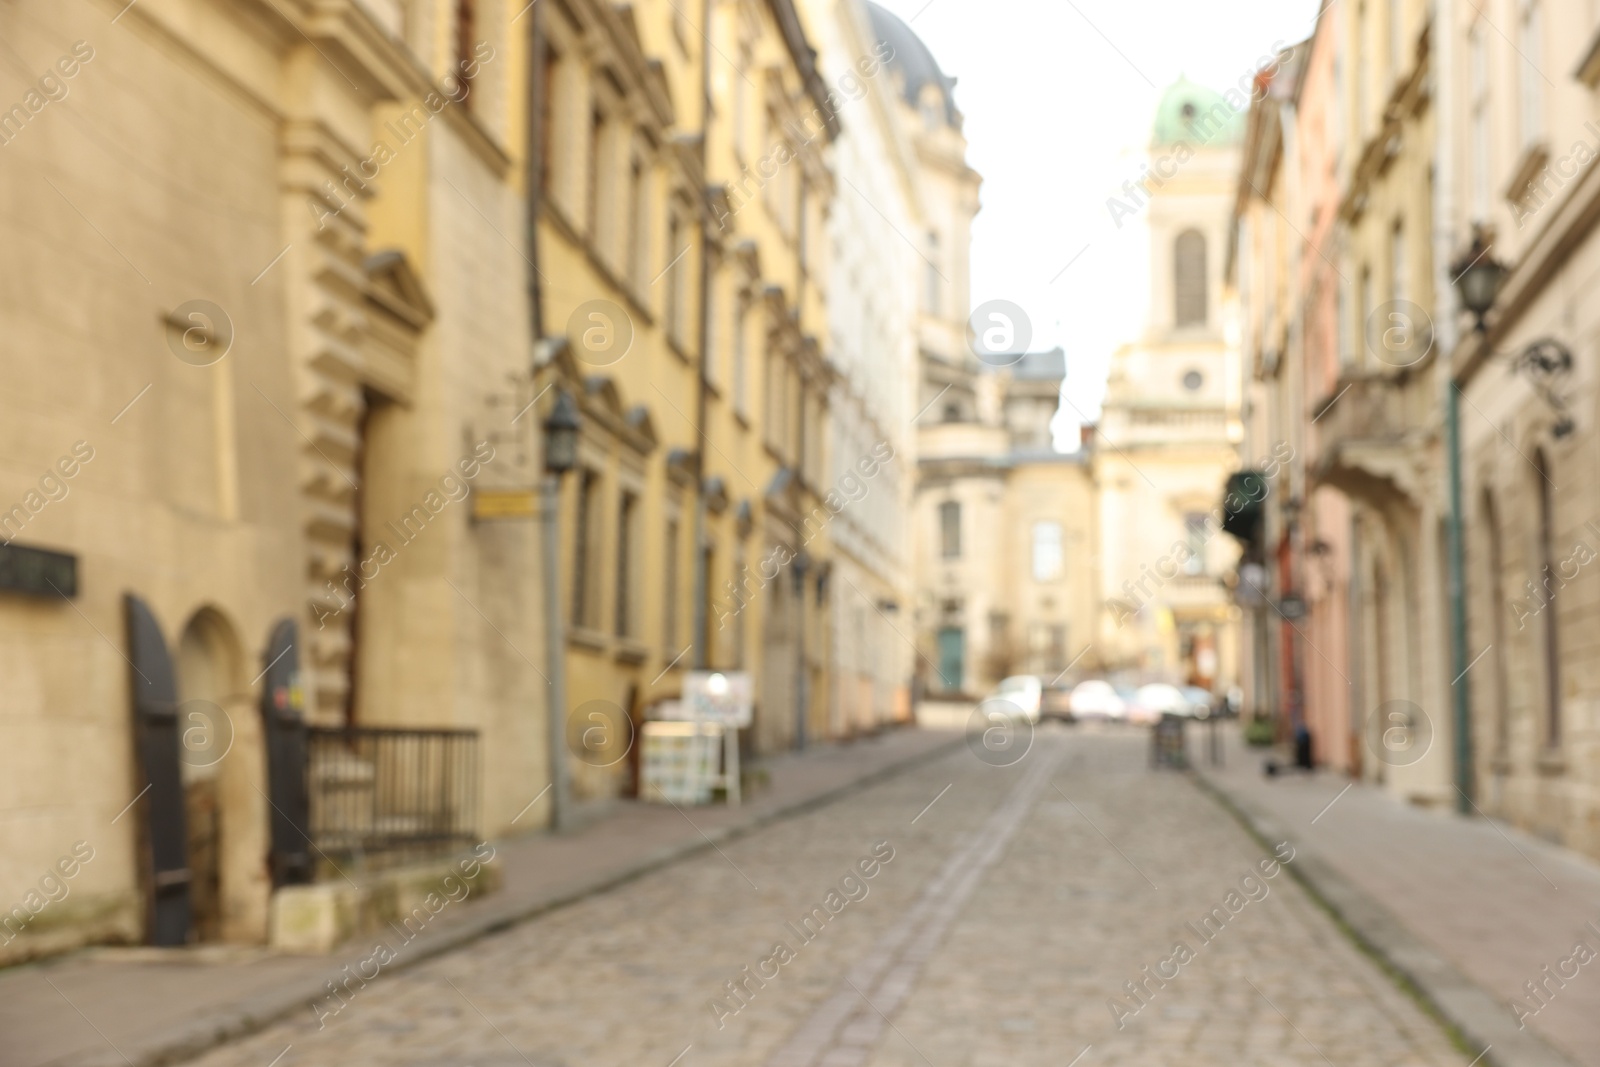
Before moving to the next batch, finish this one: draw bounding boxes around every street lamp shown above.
[1444,228,1513,815]
[543,390,581,473]
[1449,225,1509,333]
[541,389,580,832]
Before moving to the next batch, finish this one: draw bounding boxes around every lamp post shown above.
[541,390,580,832]
[1446,228,1508,814]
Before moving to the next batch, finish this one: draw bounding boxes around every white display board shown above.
[683,671,753,727]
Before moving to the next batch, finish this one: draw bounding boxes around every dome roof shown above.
[865,2,959,127]
[1151,76,1244,147]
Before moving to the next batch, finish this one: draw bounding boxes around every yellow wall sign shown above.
[471,490,537,520]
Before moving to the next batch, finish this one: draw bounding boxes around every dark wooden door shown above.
[260,618,312,886]
[125,594,191,946]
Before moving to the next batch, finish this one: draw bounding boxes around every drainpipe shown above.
[1434,0,1473,813]
[526,1,545,339]
[1447,389,1473,811]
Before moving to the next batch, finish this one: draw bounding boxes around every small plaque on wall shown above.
[0,542,77,598]
[471,489,537,521]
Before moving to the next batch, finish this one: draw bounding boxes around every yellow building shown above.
[532,0,845,796]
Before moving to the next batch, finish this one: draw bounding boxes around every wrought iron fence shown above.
[306,726,479,872]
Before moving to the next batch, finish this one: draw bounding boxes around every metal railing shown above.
[306,726,479,872]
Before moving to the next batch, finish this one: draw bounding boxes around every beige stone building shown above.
[794,0,922,735]
[1444,0,1600,854]
[916,347,1099,698]
[0,0,544,961]
[885,5,1096,703]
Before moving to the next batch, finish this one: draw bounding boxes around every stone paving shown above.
[176,728,1465,1067]
[0,729,956,1067]
[1198,726,1600,1066]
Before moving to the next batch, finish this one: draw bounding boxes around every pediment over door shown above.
[363,249,434,404]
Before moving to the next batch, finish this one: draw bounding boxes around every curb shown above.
[53,734,967,1067]
[1190,768,1582,1067]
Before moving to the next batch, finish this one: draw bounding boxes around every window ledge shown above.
[1504,141,1552,205]
[1537,747,1567,776]
[568,627,609,653]
[614,640,648,666]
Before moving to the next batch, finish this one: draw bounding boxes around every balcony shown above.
[1308,370,1431,505]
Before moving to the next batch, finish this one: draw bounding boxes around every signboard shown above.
[472,489,537,521]
[684,671,753,727]
[0,542,77,598]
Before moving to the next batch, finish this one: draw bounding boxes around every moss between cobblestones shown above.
[1187,769,1480,1062]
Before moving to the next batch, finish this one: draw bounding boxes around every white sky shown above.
[867,0,1325,445]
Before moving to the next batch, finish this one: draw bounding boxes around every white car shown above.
[1068,680,1125,721]
[1136,683,1191,718]
[986,675,1042,723]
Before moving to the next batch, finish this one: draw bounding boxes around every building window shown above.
[616,491,637,638]
[733,293,749,417]
[732,45,750,160]
[1469,24,1489,220]
[663,517,680,651]
[1388,0,1403,79]
[1483,489,1510,758]
[1174,229,1208,326]
[1359,264,1373,365]
[939,500,962,560]
[539,43,559,196]
[1516,1,1542,151]
[1520,1,1544,151]
[1390,220,1405,307]
[1356,0,1369,139]
[1535,449,1561,745]
[1183,512,1209,576]
[627,154,647,291]
[1337,273,1351,366]
[1032,522,1064,582]
[455,0,476,103]
[925,231,941,315]
[587,107,607,240]
[1182,369,1204,391]
[665,209,685,345]
[572,470,599,628]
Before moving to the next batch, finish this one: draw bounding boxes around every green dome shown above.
[1151,76,1244,147]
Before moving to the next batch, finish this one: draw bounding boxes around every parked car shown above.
[1181,686,1217,719]
[1068,679,1125,721]
[987,675,1042,723]
[1112,685,1154,724]
[1135,683,1190,720]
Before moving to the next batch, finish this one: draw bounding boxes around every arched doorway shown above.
[175,608,268,943]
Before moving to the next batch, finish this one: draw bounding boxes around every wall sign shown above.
[0,543,77,598]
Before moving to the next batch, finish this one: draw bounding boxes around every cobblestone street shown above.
[183,730,1463,1067]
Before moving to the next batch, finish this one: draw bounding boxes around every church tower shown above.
[1094,77,1245,688]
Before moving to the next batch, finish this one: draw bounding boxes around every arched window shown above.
[1535,450,1561,746]
[1174,229,1208,326]
[939,500,961,559]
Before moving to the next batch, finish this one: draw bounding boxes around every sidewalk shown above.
[1193,724,1600,1067]
[0,727,961,1067]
